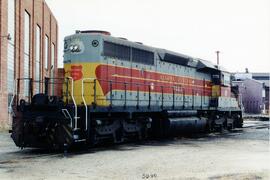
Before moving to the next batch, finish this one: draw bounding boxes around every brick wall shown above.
[0,0,9,130]
[56,68,64,97]
[0,0,58,130]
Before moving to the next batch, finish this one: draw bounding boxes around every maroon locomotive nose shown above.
[71,65,83,81]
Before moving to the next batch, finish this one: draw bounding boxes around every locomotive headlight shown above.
[73,45,79,51]
[69,45,74,51]
[68,39,84,53]
[69,44,81,52]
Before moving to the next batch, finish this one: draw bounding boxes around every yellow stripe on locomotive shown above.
[64,62,109,106]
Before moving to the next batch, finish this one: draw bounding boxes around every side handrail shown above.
[239,93,243,110]
[81,77,95,131]
[80,78,198,113]
[61,109,73,123]
[66,77,78,130]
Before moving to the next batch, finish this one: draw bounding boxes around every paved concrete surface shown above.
[0,119,269,180]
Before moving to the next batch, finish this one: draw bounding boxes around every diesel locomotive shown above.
[11,30,243,149]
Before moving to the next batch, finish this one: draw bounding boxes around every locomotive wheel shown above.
[234,120,243,128]
[113,128,124,143]
[233,114,243,128]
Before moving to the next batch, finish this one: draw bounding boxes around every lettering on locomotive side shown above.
[160,74,175,82]
[160,74,189,84]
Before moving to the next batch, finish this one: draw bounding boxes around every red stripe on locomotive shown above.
[95,64,212,96]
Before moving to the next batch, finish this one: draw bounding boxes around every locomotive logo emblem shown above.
[92,40,99,47]
[71,65,83,81]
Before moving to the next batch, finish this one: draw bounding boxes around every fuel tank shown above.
[166,110,198,117]
[166,117,207,135]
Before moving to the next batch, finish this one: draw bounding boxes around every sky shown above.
[46,0,270,72]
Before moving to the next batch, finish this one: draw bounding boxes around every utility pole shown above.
[216,51,220,66]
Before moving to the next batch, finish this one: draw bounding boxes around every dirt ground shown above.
[0,119,269,180]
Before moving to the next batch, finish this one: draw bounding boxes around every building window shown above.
[50,43,55,95]
[7,0,15,95]
[44,35,49,70]
[24,11,31,97]
[35,25,41,93]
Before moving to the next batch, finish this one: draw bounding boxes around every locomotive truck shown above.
[11,30,243,149]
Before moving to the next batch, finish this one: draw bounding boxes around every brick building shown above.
[0,0,58,129]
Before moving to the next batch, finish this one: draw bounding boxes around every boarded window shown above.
[24,11,30,97]
[44,35,49,69]
[50,43,55,95]
[7,0,15,94]
[35,25,41,93]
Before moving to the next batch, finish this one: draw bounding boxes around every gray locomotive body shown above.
[11,31,243,149]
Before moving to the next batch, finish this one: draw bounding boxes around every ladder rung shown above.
[74,139,86,143]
